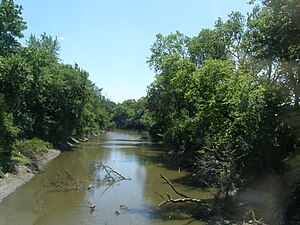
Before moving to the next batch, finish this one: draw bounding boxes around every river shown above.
[0,130,208,225]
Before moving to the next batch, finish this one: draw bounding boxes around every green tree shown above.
[27,33,60,62]
[249,0,300,108]
[77,81,109,136]
[111,98,146,129]
[0,53,33,136]
[0,94,19,155]
[0,0,26,55]
[189,28,228,68]
[147,31,190,73]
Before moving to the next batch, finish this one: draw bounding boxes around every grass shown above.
[11,155,30,165]
[13,138,52,160]
[0,138,52,175]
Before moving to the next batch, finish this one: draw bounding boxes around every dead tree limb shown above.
[155,192,166,201]
[160,174,188,198]
[159,197,204,206]
[103,164,127,180]
[250,209,267,225]
[99,162,128,182]
[159,174,205,206]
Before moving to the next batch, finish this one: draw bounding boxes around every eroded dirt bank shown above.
[0,149,60,202]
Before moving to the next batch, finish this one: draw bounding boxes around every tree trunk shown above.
[286,64,299,110]
[294,88,300,109]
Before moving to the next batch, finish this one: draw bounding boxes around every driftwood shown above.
[248,209,267,225]
[100,163,127,183]
[158,174,204,206]
[45,170,84,191]
[70,137,80,144]
[158,174,267,225]
[87,162,129,214]
[88,161,130,192]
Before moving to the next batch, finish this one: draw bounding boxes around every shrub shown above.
[13,138,52,159]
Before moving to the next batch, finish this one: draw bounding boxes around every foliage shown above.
[12,138,51,159]
[145,2,298,192]
[147,31,190,73]
[0,32,112,145]
[0,1,113,172]
[0,0,26,55]
[111,98,147,129]
[0,96,20,155]
[0,155,15,174]
[248,0,300,108]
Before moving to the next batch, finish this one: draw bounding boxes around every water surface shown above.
[0,130,207,225]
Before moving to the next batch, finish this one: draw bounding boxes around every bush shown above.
[0,154,16,173]
[11,155,30,165]
[13,138,52,159]
[0,166,4,178]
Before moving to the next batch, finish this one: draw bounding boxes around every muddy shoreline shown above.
[0,149,60,203]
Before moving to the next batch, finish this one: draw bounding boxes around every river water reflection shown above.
[0,130,207,225]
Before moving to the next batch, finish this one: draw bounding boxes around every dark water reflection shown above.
[0,130,207,225]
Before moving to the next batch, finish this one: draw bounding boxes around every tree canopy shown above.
[0,1,113,173]
[0,0,26,55]
[145,0,299,190]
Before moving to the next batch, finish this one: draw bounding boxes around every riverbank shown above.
[0,149,60,203]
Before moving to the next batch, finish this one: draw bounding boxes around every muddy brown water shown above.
[0,130,208,225]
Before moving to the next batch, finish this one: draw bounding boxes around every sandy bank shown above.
[0,149,60,203]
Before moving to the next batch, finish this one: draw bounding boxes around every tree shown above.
[189,28,228,68]
[248,0,300,108]
[0,52,34,137]
[111,98,147,129]
[27,33,61,62]
[0,94,19,155]
[146,23,293,181]
[0,0,26,55]
[147,31,190,73]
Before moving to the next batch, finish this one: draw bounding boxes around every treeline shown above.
[128,0,300,193]
[111,98,147,129]
[0,0,114,173]
[141,0,299,221]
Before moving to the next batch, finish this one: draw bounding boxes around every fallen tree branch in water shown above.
[159,196,204,206]
[101,163,127,182]
[100,162,128,183]
[159,174,205,206]
[249,208,267,225]
[89,161,130,188]
[45,170,84,192]
[158,174,268,225]
[160,174,188,198]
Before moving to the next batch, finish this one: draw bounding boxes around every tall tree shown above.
[0,0,26,55]
[249,0,300,108]
[189,28,228,68]
[27,33,60,62]
[147,31,190,73]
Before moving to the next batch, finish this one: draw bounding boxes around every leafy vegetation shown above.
[0,0,113,174]
[111,98,147,129]
[145,1,300,222]
[13,138,51,159]
[0,0,299,223]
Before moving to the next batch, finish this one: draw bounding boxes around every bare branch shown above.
[160,174,188,198]
[158,174,206,207]
[103,164,126,180]
[154,192,165,201]
[159,197,204,206]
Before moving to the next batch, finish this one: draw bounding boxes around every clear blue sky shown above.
[15,0,253,103]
